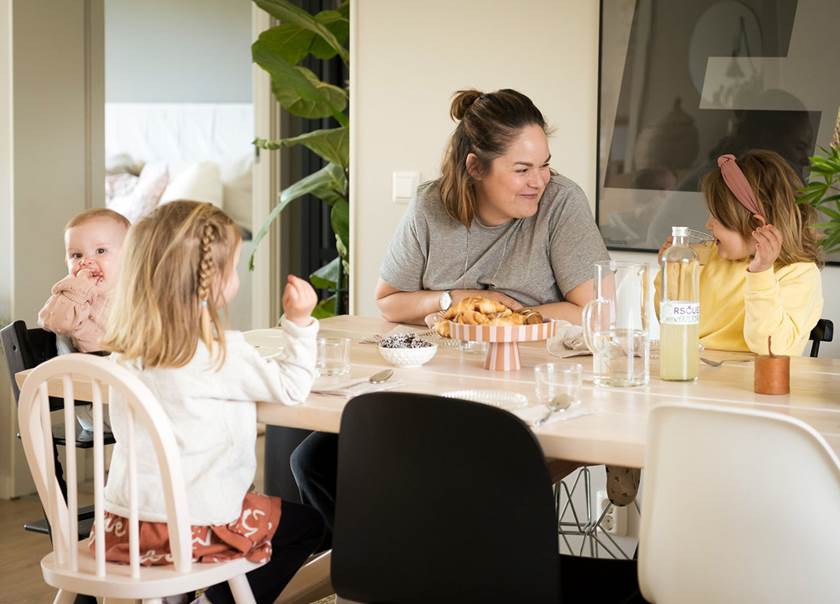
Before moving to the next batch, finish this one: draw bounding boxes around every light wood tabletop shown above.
[16,315,840,469]
[249,316,840,468]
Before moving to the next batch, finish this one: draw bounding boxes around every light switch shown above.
[393,171,420,204]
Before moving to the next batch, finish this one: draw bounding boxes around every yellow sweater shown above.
[655,251,823,356]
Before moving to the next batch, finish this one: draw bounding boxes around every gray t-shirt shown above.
[380,173,609,307]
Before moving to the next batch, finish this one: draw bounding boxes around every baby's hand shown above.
[74,267,98,283]
[282,274,318,326]
[749,224,783,273]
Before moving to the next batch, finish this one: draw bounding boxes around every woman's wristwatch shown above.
[439,290,453,311]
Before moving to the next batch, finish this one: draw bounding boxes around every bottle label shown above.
[660,301,699,325]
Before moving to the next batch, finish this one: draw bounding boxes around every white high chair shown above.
[639,403,840,603]
[18,353,264,604]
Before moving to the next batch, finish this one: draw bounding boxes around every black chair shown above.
[0,320,115,537]
[331,392,641,604]
[809,319,833,358]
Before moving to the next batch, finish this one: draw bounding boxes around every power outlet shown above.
[595,490,628,536]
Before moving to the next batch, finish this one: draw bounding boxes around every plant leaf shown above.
[799,181,828,194]
[253,40,346,118]
[331,199,350,254]
[338,1,349,19]
[255,23,314,65]
[817,206,840,220]
[274,127,349,170]
[312,295,337,319]
[273,67,347,118]
[248,163,346,270]
[253,0,349,63]
[310,10,349,60]
[310,256,340,289]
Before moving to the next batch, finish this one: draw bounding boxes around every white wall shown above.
[0,0,104,498]
[351,0,840,358]
[1,1,11,325]
[105,0,251,103]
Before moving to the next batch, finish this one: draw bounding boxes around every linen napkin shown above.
[546,321,591,358]
[311,378,404,398]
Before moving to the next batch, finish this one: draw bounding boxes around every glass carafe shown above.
[582,261,650,387]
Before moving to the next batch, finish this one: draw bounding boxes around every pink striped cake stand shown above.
[449,320,557,371]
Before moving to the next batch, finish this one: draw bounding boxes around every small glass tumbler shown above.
[533,363,583,412]
[316,337,351,377]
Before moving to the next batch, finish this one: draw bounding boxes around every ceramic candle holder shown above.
[754,336,790,395]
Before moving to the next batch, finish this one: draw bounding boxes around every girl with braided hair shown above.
[99,201,324,604]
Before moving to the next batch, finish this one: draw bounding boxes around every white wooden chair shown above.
[639,402,840,603]
[18,353,264,604]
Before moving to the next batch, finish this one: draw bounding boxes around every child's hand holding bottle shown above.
[749,223,783,273]
[283,274,318,326]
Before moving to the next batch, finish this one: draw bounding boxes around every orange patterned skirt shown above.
[89,492,282,566]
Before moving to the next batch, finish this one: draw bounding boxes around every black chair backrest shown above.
[809,319,834,358]
[332,392,559,604]
[1,320,57,402]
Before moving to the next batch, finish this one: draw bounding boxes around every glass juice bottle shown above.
[660,226,700,381]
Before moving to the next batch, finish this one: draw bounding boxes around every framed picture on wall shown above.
[596,0,840,263]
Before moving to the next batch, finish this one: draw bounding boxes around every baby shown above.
[38,208,130,353]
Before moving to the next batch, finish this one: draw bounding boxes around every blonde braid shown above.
[197,223,216,303]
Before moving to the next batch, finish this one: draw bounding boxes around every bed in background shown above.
[105,102,255,329]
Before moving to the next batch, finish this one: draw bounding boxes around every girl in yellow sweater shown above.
[658,149,823,356]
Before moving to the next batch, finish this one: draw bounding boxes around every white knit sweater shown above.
[104,318,318,525]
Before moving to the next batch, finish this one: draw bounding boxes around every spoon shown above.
[532,394,575,427]
[368,369,394,383]
[345,369,394,388]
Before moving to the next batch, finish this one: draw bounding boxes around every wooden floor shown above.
[0,493,76,603]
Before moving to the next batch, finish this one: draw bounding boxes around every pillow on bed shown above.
[105,153,144,176]
[107,162,169,223]
[221,154,253,232]
[105,172,139,205]
[160,161,223,208]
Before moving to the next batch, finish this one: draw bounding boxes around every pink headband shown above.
[717,154,765,224]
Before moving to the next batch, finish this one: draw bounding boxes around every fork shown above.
[700,357,753,368]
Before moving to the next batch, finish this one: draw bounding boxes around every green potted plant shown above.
[798,109,840,254]
[249,0,349,318]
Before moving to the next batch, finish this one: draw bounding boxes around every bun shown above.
[435,297,545,333]
[450,89,483,121]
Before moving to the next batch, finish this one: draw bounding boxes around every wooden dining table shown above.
[248,315,840,469]
[15,314,840,469]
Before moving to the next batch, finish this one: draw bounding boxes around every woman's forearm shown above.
[376,290,443,325]
[532,301,584,325]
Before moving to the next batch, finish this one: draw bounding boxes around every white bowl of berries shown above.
[377,333,438,367]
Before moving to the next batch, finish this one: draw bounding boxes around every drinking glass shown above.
[685,228,715,265]
[316,337,351,376]
[533,363,583,412]
[459,340,489,355]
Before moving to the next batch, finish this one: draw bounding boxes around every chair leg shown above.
[53,590,77,604]
[228,574,257,604]
[555,467,593,555]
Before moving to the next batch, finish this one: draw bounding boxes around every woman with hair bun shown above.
[376,88,609,324]
[291,90,643,603]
